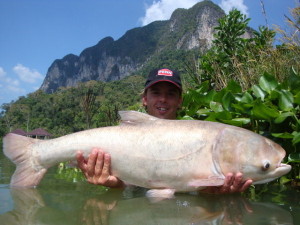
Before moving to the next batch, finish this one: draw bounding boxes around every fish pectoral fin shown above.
[146,189,175,202]
[188,177,225,187]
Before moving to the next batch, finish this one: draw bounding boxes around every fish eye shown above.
[262,161,270,171]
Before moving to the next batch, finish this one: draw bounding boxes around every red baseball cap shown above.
[144,68,182,90]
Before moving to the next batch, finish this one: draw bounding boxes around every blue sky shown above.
[0,0,298,107]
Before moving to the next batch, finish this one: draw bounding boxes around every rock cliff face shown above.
[40,1,226,93]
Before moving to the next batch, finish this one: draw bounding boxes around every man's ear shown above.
[142,95,147,107]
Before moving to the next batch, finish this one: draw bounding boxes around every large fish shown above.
[3,111,291,192]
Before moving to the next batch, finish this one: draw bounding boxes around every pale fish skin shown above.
[3,111,291,193]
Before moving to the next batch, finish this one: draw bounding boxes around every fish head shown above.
[214,128,291,184]
[239,138,291,184]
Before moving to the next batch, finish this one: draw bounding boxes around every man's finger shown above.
[87,148,98,176]
[94,150,105,176]
[76,151,86,170]
[102,153,111,176]
[240,180,253,192]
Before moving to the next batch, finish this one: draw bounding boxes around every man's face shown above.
[142,82,182,119]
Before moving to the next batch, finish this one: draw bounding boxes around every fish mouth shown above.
[273,163,291,178]
[276,163,292,173]
[252,163,292,185]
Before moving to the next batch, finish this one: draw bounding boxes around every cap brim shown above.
[145,80,182,90]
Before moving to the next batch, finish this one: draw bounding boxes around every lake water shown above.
[0,150,299,225]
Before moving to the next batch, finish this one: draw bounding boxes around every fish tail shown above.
[3,133,47,187]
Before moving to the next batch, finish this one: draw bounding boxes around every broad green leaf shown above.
[252,85,266,100]
[203,90,216,104]
[271,132,294,139]
[259,72,278,93]
[292,132,300,145]
[215,111,232,120]
[232,117,251,124]
[180,115,195,120]
[294,91,300,105]
[287,70,300,93]
[232,103,252,114]
[269,89,280,100]
[221,117,251,126]
[222,92,235,111]
[274,112,294,124]
[210,101,223,112]
[213,89,227,103]
[196,81,210,93]
[278,90,294,111]
[240,92,253,103]
[225,80,242,93]
[279,176,291,185]
[221,119,244,127]
[196,108,211,116]
[252,101,280,120]
[288,152,300,163]
[205,113,217,122]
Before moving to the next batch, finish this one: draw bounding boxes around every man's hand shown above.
[202,173,252,194]
[76,148,124,188]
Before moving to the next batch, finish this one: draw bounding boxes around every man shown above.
[76,68,252,193]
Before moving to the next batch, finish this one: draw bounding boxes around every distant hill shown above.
[39,1,244,93]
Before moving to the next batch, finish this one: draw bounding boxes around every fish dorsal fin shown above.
[119,111,158,125]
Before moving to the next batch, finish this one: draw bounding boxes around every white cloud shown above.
[6,85,26,94]
[0,67,20,87]
[140,0,200,26]
[13,64,44,84]
[0,67,6,78]
[0,65,35,98]
[219,0,249,17]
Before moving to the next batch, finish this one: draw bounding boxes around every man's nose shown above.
[158,94,167,102]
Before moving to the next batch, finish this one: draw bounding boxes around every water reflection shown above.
[0,187,294,225]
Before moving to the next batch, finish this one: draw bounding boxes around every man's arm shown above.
[76,148,125,188]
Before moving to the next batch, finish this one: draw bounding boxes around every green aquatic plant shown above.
[180,70,300,183]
